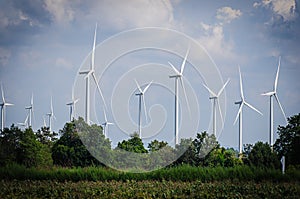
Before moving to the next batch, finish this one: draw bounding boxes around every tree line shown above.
[0,114,299,170]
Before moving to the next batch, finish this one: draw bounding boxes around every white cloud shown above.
[87,0,174,30]
[253,0,296,21]
[55,57,73,69]
[44,0,75,24]
[216,7,242,24]
[0,48,11,66]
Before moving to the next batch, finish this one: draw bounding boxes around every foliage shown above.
[117,132,147,153]
[274,113,300,167]
[247,141,280,169]
[148,139,168,152]
[204,147,242,167]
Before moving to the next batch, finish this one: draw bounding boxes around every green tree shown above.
[117,132,147,153]
[148,139,168,152]
[274,113,300,166]
[248,141,280,169]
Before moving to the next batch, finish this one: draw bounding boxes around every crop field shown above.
[1,180,299,198]
[0,165,299,198]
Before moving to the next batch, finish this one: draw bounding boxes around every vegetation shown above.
[0,114,299,197]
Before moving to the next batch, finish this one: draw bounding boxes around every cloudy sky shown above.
[0,0,299,149]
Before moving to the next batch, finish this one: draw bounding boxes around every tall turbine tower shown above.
[79,23,106,125]
[0,84,13,131]
[102,108,113,137]
[169,48,190,145]
[25,94,34,127]
[203,79,230,137]
[234,66,262,154]
[135,80,152,138]
[261,57,287,147]
[66,88,79,121]
[46,97,55,132]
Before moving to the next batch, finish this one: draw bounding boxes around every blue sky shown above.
[0,0,299,149]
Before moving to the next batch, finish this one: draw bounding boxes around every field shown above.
[0,165,300,198]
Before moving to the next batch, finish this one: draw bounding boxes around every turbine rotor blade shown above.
[168,61,180,75]
[234,102,243,125]
[202,83,216,97]
[244,101,263,115]
[180,47,190,74]
[217,100,224,126]
[134,79,143,93]
[179,77,191,116]
[274,94,287,123]
[261,91,275,96]
[142,95,148,123]
[103,107,107,122]
[92,72,107,109]
[91,23,97,70]
[1,84,4,103]
[238,66,244,100]
[217,79,230,97]
[142,81,152,94]
[274,56,281,92]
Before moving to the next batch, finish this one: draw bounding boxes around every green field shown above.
[0,165,299,198]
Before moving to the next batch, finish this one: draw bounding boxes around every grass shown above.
[1,164,299,182]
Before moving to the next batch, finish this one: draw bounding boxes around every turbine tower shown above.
[79,23,106,125]
[261,57,287,147]
[0,84,13,131]
[234,66,262,154]
[169,48,190,145]
[203,79,230,137]
[135,79,152,138]
[46,97,56,132]
[25,94,34,127]
[102,108,113,137]
[66,88,79,121]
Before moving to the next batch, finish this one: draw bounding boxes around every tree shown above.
[52,119,103,167]
[117,132,147,153]
[148,139,168,152]
[274,113,300,166]
[248,141,280,169]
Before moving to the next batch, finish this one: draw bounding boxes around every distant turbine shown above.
[79,23,106,125]
[203,79,230,137]
[261,57,287,147]
[0,84,14,131]
[66,88,79,121]
[169,47,190,145]
[234,66,262,154]
[46,97,56,132]
[25,94,34,128]
[102,108,113,137]
[18,114,29,128]
[135,79,152,138]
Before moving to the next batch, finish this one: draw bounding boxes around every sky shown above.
[0,0,299,150]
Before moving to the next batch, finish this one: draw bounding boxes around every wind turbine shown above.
[46,97,56,132]
[168,48,190,145]
[18,114,29,128]
[203,79,230,137]
[234,66,262,154]
[79,23,106,125]
[25,94,34,127]
[66,88,79,121]
[135,79,152,138]
[0,84,13,131]
[102,108,113,137]
[261,56,287,147]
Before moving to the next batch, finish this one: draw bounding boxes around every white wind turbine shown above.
[102,108,113,138]
[135,79,152,138]
[0,84,14,131]
[46,97,56,132]
[66,88,79,121]
[25,94,34,128]
[203,79,230,137]
[79,23,106,125]
[234,66,262,154]
[18,114,29,128]
[168,48,190,145]
[261,57,287,147]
